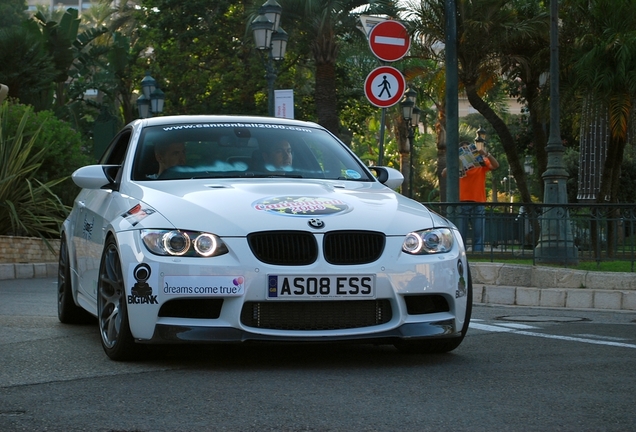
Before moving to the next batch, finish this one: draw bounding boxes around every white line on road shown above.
[470,321,636,349]
[495,323,538,330]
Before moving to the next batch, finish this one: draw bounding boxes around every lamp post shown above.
[400,88,419,198]
[251,0,288,117]
[474,126,487,151]
[534,0,578,265]
[137,72,165,119]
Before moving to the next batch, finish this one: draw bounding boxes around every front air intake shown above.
[247,231,318,265]
[323,231,385,265]
[240,300,392,330]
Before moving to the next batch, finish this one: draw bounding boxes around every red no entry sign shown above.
[364,66,405,108]
[368,20,410,62]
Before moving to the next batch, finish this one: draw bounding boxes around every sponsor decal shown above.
[128,263,158,304]
[253,196,350,216]
[161,123,313,133]
[82,215,94,240]
[344,169,361,179]
[455,259,467,298]
[122,204,155,226]
[162,275,245,297]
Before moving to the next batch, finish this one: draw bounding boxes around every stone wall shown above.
[0,236,59,263]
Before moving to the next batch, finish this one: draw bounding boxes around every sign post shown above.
[364,19,411,166]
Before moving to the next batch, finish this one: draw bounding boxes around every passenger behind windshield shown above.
[259,139,293,170]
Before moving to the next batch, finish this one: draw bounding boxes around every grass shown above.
[469,257,634,273]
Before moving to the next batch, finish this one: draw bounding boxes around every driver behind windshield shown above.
[260,139,293,169]
[154,141,186,177]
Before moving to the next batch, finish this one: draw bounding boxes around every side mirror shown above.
[369,166,404,190]
[72,165,120,190]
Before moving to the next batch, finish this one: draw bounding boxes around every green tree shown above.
[0,102,69,239]
[406,0,548,205]
[281,0,399,137]
[3,102,91,206]
[499,0,550,197]
[31,8,108,113]
[137,0,265,116]
[0,0,27,29]
[0,22,58,111]
[75,0,146,125]
[561,0,636,257]
[566,0,636,204]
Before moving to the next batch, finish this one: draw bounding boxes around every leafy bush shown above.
[2,101,91,205]
[0,102,71,238]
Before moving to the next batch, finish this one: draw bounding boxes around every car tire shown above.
[395,265,473,354]
[57,236,93,324]
[98,238,142,361]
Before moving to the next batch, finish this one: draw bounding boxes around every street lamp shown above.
[137,72,165,119]
[474,126,487,151]
[251,0,288,117]
[400,88,418,198]
[534,0,578,265]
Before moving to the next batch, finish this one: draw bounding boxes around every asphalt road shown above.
[1,278,635,432]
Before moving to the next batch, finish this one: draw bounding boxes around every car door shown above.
[72,129,133,306]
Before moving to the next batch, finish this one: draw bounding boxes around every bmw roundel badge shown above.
[308,218,325,229]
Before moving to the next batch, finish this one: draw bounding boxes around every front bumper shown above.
[115,230,469,343]
[146,319,458,344]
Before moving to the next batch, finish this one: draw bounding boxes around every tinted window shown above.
[131,122,373,181]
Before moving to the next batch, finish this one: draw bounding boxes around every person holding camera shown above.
[443,141,499,252]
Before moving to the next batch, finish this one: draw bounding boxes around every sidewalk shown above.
[471,262,636,312]
[1,261,635,312]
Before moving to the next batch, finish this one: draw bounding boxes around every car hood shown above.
[119,179,449,236]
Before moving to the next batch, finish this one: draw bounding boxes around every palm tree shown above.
[564,0,636,257]
[567,0,636,204]
[497,0,550,197]
[405,0,548,205]
[0,24,58,111]
[280,0,399,137]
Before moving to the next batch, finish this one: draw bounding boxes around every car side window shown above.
[99,130,132,165]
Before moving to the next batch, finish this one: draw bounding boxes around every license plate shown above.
[267,275,375,300]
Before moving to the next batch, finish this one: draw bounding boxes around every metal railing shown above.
[426,202,636,271]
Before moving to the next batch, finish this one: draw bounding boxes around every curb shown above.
[474,284,636,312]
[470,262,636,291]
[0,262,57,280]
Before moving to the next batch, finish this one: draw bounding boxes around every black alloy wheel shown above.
[97,238,142,361]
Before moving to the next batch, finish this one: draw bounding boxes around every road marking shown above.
[495,323,538,330]
[470,321,636,349]
[572,333,631,342]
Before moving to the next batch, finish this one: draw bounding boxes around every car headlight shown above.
[402,228,454,254]
[141,229,228,257]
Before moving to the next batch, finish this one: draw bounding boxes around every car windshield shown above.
[132,121,374,182]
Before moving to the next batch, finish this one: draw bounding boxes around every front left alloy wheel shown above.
[97,238,142,361]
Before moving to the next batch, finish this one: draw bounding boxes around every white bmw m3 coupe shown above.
[58,115,471,360]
